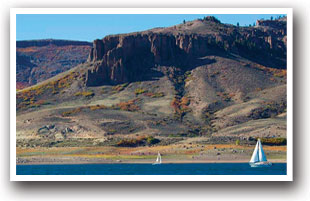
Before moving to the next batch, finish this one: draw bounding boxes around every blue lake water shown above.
[16,163,286,175]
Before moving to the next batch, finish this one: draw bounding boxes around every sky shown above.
[16,14,285,42]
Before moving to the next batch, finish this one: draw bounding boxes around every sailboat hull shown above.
[249,162,272,167]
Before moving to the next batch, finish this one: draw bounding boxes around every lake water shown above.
[16,163,286,175]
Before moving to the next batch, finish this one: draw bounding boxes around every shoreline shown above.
[16,144,287,165]
[16,159,286,165]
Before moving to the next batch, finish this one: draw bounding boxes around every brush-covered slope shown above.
[16,16,287,149]
[16,39,92,89]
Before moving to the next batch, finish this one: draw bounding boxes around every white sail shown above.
[153,152,162,165]
[249,141,259,163]
[258,139,267,162]
[156,152,159,162]
[249,139,271,167]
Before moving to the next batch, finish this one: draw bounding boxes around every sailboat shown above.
[249,139,272,167]
[152,152,162,165]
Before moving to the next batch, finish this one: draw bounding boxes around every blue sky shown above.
[16,14,285,42]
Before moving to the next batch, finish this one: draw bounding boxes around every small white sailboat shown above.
[249,139,272,167]
[152,152,162,165]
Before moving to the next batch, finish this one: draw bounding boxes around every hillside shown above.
[16,16,287,164]
[16,39,92,89]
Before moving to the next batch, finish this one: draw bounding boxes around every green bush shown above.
[74,91,94,97]
[116,136,160,147]
[146,136,160,145]
[134,88,147,95]
[260,138,286,146]
[144,92,165,98]
[112,83,129,92]
[116,139,142,147]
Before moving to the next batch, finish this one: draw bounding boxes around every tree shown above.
[146,136,160,145]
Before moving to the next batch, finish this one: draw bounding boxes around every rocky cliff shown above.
[85,17,287,86]
[86,34,215,86]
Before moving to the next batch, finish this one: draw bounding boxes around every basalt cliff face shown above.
[85,17,287,86]
[86,34,213,86]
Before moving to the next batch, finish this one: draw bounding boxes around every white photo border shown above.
[10,8,293,181]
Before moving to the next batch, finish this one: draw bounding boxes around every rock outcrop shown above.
[83,17,287,86]
[86,34,217,86]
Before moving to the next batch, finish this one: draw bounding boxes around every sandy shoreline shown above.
[16,159,286,165]
[16,144,287,165]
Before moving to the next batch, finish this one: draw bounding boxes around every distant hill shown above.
[16,16,287,154]
[16,39,92,89]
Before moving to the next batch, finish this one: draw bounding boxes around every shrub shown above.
[134,88,147,95]
[171,96,192,120]
[216,91,231,102]
[29,100,50,108]
[184,72,194,82]
[61,107,84,117]
[274,70,287,78]
[112,83,129,92]
[181,97,190,106]
[255,88,262,92]
[115,99,140,112]
[89,104,107,111]
[74,91,94,98]
[210,71,220,77]
[146,136,160,145]
[144,92,165,98]
[116,139,143,147]
[260,138,286,146]
[107,129,116,135]
[116,136,160,147]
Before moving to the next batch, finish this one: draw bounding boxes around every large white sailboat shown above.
[249,139,272,167]
[152,152,162,165]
